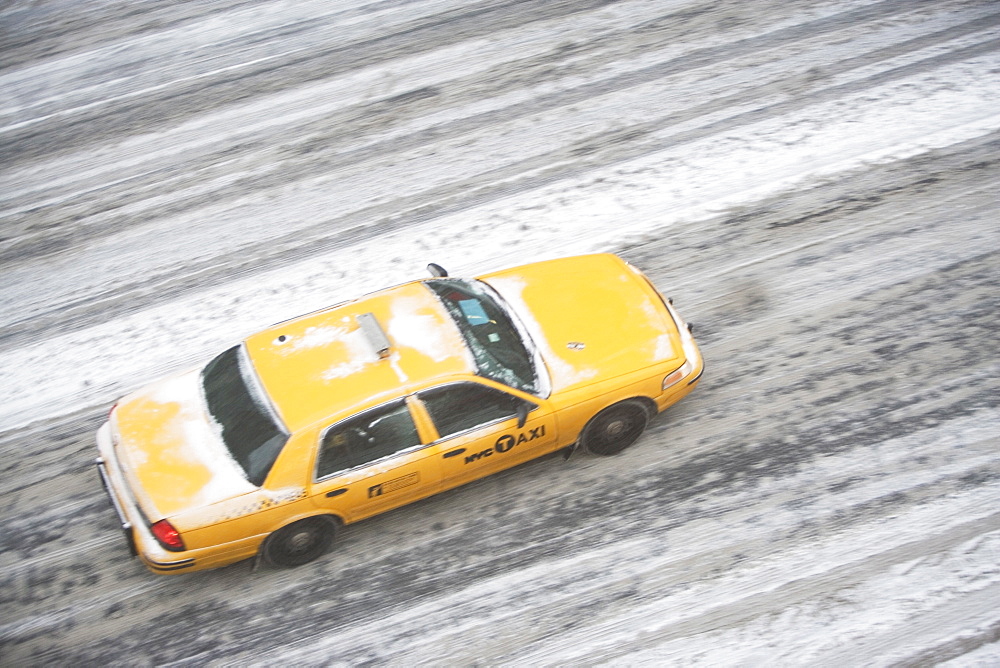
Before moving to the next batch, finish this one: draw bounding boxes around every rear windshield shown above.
[201,345,289,486]
[426,279,539,394]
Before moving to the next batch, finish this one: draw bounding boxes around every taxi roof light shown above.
[356,312,392,359]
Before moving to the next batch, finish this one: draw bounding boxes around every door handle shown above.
[442,448,466,458]
[325,488,348,498]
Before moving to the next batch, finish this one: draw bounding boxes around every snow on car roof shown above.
[243,281,475,432]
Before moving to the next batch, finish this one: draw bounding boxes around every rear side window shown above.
[420,383,531,440]
[317,401,421,479]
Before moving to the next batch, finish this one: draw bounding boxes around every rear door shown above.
[311,398,441,522]
[418,381,559,490]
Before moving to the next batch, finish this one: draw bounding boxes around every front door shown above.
[418,381,558,490]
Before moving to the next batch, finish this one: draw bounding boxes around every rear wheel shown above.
[581,400,650,456]
[262,516,336,568]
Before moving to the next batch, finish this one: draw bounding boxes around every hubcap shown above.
[605,419,626,437]
[288,530,314,552]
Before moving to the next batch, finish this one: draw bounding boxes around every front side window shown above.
[420,383,532,440]
[425,279,539,394]
[317,401,421,479]
[201,345,289,486]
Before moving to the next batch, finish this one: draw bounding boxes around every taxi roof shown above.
[244,281,475,432]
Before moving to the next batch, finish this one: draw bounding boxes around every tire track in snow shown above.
[2,1,993,342]
[3,132,999,663]
[1,26,997,364]
[1,0,999,664]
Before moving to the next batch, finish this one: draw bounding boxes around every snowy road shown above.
[1,0,998,664]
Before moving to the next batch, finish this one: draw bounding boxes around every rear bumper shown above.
[95,456,137,556]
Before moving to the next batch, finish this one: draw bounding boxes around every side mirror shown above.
[516,402,529,429]
[427,263,448,277]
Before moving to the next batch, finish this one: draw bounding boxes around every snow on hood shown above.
[485,275,600,393]
[483,257,682,395]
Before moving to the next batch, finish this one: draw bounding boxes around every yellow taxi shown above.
[96,254,703,573]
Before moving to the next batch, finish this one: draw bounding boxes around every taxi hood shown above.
[111,370,256,521]
[480,254,683,394]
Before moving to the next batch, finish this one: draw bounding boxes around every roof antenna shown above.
[427,263,448,277]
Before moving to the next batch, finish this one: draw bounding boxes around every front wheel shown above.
[581,400,650,456]
[262,516,336,568]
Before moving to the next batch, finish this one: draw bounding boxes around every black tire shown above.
[581,400,650,456]
[262,516,336,568]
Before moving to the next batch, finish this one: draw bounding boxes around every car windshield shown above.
[426,279,540,394]
[201,345,289,486]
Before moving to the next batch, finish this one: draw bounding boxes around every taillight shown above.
[150,519,185,552]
